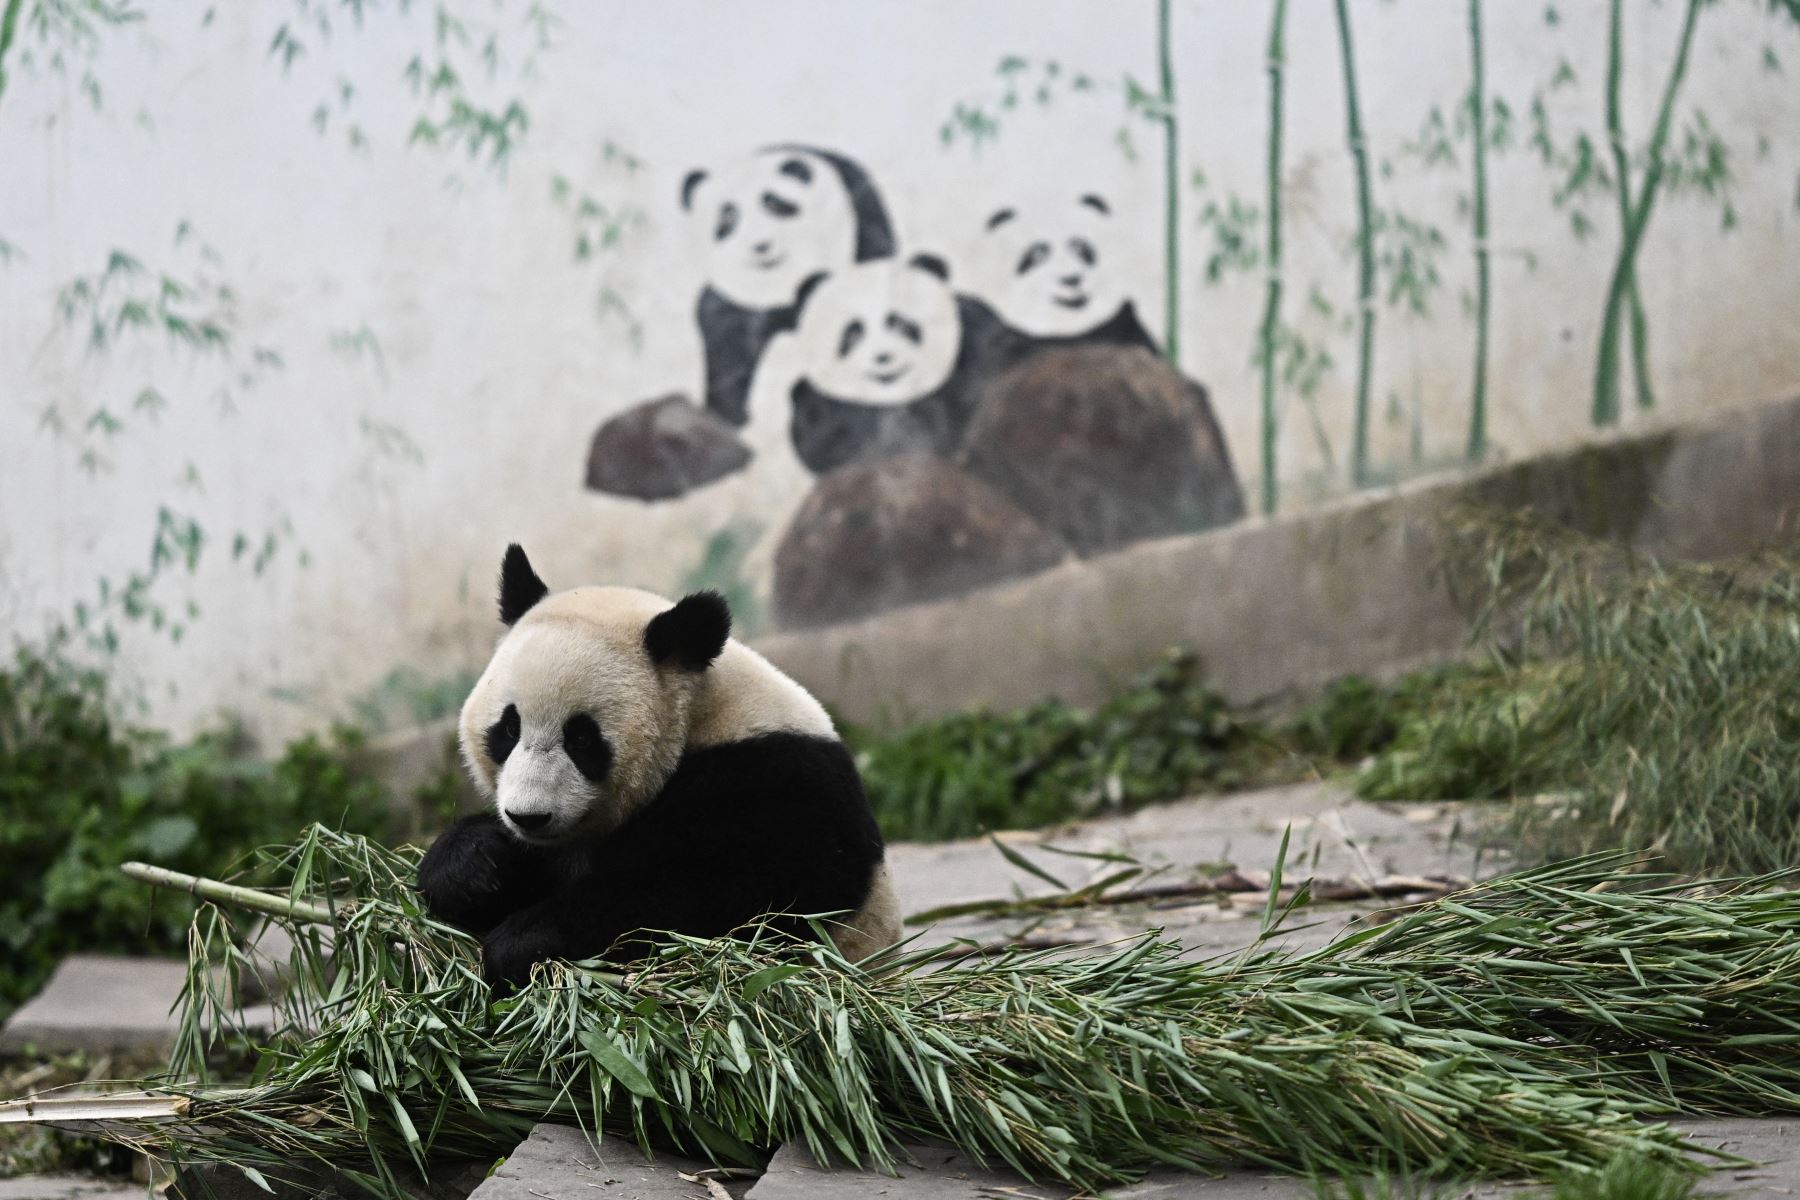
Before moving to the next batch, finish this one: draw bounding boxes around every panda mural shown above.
[583,145,894,502]
[417,545,901,988]
[765,251,1070,628]
[783,252,1013,475]
[683,145,896,428]
[957,191,1247,558]
[967,193,1160,365]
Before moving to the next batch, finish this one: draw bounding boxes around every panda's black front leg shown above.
[416,813,550,936]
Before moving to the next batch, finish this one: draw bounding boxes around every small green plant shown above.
[0,643,399,1019]
[845,652,1285,842]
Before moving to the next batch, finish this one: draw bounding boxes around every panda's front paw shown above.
[480,912,567,995]
[417,816,519,934]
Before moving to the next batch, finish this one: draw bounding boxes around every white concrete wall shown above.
[2,0,1797,740]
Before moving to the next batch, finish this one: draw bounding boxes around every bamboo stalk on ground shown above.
[1593,0,1704,427]
[1466,0,1492,463]
[1333,0,1377,487]
[1604,0,1657,416]
[1260,0,1290,514]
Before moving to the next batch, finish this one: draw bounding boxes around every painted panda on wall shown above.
[681,145,895,428]
[417,545,900,988]
[783,252,1012,475]
[969,193,1160,364]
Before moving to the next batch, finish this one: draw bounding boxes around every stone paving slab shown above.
[0,956,272,1057]
[885,782,1507,959]
[468,1122,752,1199]
[0,1178,148,1200]
[742,1119,1800,1199]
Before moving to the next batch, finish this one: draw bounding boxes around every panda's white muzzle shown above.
[496,745,601,844]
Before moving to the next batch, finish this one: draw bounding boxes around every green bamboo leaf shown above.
[578,1030,659,1100]
[742,963,806,1000]
[987,835,1066,891]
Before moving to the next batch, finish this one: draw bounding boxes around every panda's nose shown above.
[506,810,552,832]
[1060,273,1084,287]
[752,240,773,255]
[874,351,894,365]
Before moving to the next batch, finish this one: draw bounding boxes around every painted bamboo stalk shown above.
[1333,0,1377,487]
[1604,0,1656,415]
[121,860,338,926]
[1260,0,1290,515]
[0,0,25,114]
[1593,0,1703,427]
[1158,0,1180,367]
[1466,0,1491,463]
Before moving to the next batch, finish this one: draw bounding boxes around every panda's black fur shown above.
[417,547,894,990]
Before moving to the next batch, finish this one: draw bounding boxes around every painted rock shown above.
[960,344,1246,557]
[583,393,752,501]
[772,454,1068,628]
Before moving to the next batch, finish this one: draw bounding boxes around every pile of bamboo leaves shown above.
[53,827,1800,1197]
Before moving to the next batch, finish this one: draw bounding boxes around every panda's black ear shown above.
[909,252,950,282]
[680,168,708,211]
[794,271,829,312]
[498,544,549,626]
[645,590,732,671]
[1079,193,1111,216]
[985,208,1017,231]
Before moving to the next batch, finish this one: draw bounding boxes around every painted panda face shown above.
[792,254,961,406]
[460,558,731,845]
[682,150,860,309]
[976,194,1129,338]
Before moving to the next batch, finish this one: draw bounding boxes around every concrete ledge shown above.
[753,394,1800,725]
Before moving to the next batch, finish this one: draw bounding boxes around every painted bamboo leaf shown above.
[1468,0,1492,462]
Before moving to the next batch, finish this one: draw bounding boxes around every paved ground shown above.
[5,784,1799,1199]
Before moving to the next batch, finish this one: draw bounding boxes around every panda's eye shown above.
[484,703,521,766]
[885,312,923,345]
[561,713,613,782]
[715,202,739,242]
[837,319,865,359]
[1070,237,1097,267]
[761,191,800,219]
[1017,242,1051,275]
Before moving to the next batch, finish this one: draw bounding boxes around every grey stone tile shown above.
[0,1178,149,1200]
[0,956,272,1057]
[469,1123,743,1199]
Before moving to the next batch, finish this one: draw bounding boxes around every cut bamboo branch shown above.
[121,861,338,926]
[1260,0,1290,515]
[0,1091,190,1126]
[1333,0,1377,487]
[1593,0,1702,427]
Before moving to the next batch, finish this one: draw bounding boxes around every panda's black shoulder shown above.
[656,732,883,852]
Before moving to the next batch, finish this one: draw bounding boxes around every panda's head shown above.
[457,546,731,845]
[682,147,891,310]
[976,194,1128,337]
[790,253,962,406]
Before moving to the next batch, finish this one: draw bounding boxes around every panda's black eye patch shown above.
[885,312,923,344]
[715,202,739,242]
[762,191,800,219]
[1017,242,1051,275]
[485,703,521,766]
[778,157,813,184]
[561,713,613,782]
[1070,237,1097,267]
[838,319,866,359]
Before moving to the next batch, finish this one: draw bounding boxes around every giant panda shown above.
[783,251,1013,475]
[968,193,1160,365]
[416,545,900,989]
[681,145,895,429]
